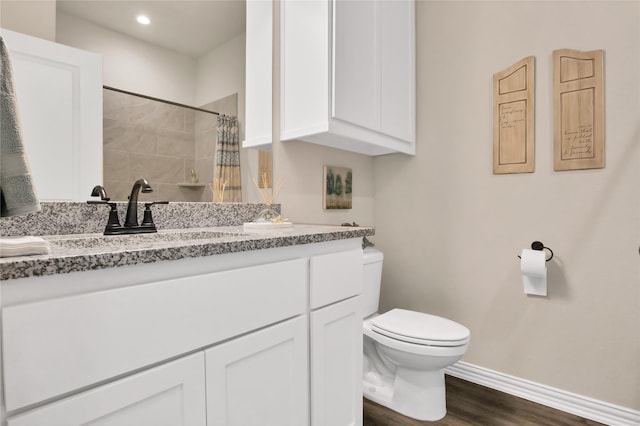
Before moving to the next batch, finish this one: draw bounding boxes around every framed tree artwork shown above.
[323,166,352,209]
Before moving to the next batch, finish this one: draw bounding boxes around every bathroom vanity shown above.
[0,220,373,425]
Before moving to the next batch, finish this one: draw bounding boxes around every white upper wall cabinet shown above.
[1,29,102,201]
[281,0,415,156]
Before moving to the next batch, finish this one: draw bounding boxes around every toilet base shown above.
[363,367,447,421]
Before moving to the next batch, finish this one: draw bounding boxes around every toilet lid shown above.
[371,309,470,347]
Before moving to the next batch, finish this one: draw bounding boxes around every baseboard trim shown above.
[445,362,640,426]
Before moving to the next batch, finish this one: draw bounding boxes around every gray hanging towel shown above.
[0,35,41,217]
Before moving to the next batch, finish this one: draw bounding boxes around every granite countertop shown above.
[1,224,374,281]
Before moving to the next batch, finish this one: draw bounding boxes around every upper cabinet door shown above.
[281,0,416,156]
[379,0,415,143]
[332,0,378,131]
[244,0,273,149]
[1,29,102,201]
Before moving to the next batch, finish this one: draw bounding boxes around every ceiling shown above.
[57,1,246,58]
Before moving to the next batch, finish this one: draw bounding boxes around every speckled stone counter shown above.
[1,225,374,281]
[0,202,279,237]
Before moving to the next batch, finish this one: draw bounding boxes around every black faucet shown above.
[88,181,168,235]
[124,178,153,228]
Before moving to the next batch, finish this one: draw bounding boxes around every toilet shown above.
[362,248,470,421]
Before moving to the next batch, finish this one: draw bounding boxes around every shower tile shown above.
[195,157,214,185]
[103,89,131,121]
[129,153,184,184]
[128,100,184,131]
[102,180,133,202]
[104,119,158,154]
[156,184,203,203]
[103,149,129,183]
[195,112,218,133]
[158,128,195,159]
[160,106,187,131]
[184,109,196,133]
[195,128,216,159]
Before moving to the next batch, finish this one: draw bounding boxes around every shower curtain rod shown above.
[103,85,220,116]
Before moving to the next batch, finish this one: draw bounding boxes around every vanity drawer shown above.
[309,249,363,309]
[2,258,307,412]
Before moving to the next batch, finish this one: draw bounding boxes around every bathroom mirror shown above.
[55,0,265,203]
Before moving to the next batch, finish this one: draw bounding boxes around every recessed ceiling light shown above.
[136,15,151,25]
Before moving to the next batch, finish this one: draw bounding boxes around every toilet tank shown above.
[362,248,384,318]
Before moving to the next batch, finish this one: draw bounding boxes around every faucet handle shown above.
[90,185,110,202]
[87,200,122,234]
[141,201,169,229]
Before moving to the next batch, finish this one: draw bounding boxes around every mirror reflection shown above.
[103,87,241,202]
[55,0,263,202]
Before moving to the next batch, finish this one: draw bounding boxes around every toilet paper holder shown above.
[517,241,554,261]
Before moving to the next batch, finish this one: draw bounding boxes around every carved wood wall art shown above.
[493,56,535,174]
[553,49,604,171]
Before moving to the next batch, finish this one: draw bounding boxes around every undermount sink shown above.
[47,229,248,250]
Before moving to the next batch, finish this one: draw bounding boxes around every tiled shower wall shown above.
[103,89,238,202]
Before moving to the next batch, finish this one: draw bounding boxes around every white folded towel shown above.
[0,236,50,257]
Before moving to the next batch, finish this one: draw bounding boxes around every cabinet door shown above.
[205,316,309,426]
[379,0,415,143]
[310,248,363,310]
[244,0,273,148]
[8,353,206,426]
[332,0,378,131]
[310,296,363,426]
[333,0,415,143]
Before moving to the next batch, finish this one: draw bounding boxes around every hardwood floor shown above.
[363,375,605,426]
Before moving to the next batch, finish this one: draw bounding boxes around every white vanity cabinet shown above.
[1,239,365,426]
[280,0,415,156]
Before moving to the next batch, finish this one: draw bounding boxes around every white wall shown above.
[196,33,246,122]
[274,140,375,226]
[373,0,639,409]
[0,0,56,42]
[56,12,197,106]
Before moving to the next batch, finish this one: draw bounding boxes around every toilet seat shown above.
[371,309,470,347]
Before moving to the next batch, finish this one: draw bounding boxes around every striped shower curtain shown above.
[214,115,242,202]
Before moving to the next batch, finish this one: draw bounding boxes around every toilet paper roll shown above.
[520,249,546,277]
[520,249,547,296]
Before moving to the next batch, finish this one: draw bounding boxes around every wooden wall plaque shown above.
[553,49,604,171]
[493,57,535,174]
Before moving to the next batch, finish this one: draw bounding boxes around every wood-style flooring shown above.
[363,375,605,426]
